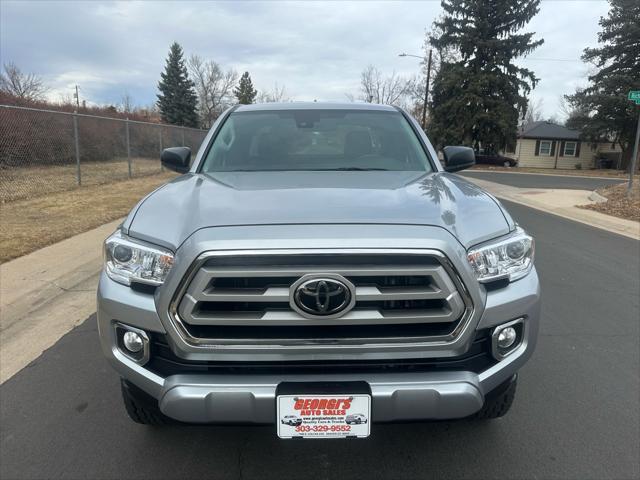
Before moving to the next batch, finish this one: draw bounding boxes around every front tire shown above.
[121,379,172,425]
[474,376,517,419]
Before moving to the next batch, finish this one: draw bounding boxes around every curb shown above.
[0,218,122,384]
[468,169,629,181]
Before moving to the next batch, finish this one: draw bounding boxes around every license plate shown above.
[277,394,371,439]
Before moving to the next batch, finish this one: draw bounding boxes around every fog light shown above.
[497,327,517,349]
[491,318,525,360]
[123,331,144,353]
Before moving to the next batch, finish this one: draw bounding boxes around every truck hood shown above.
[125,171,512,250]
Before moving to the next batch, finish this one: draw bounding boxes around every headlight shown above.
[104,230,174,286]
[467,227,534,283]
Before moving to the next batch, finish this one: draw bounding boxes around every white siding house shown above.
[510,121,622,169]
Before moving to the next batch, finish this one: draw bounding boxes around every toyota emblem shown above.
[290,274,355,319]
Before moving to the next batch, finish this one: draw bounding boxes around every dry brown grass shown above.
[0,171,176,263]
[470,165,639,178]
[0,158,164,203]
[578,183,640,222]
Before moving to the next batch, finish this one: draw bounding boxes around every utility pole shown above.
[74,85,80,111]
[422,49,433,129]
[627,91,640,196]
[399,51,433,130]
[628,109,640,196]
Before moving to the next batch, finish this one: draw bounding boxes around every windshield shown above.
[200,109,432,172]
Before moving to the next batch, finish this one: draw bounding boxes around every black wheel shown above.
[121,379,173,425]
[474,376,517,420]
[503,160,512,167]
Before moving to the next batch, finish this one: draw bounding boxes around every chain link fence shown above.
[0,105,208,203]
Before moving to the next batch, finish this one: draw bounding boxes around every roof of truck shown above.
[234,102,398,112]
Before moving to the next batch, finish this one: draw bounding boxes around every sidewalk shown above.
[467,177,640,240]
[0,219,121,383]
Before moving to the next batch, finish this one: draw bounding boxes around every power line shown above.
[522,57,581,62]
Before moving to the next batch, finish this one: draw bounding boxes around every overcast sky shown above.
[1,0,609,119]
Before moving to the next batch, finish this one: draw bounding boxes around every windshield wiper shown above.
[222,167,390,172]
[315,167,389,171]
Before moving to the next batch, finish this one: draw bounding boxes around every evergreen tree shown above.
[428,0,543,153]
[234,72,258,104]
[157,42,198,127]
[565,0,640,167]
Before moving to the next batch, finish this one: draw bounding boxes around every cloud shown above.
[1,0,609,118]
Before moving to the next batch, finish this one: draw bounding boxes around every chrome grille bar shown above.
[176,260,465,329]
[167,249,475,352]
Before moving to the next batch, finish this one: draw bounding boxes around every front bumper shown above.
[102,341,531,423]
[97,264,540,423]
[160,371,485,423]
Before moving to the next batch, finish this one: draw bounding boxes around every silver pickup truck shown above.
[97,103,539,432]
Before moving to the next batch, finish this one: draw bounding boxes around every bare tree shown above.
[558,95,589,126]
[522,97,544,125]
[0,62,49,101]
[403,73,426,118]
[58,92,75,106]
[257,82,290,103]
[137,102,161,121]
[188,55,238,128]
[359,65,413,106]
[120,91,134,114]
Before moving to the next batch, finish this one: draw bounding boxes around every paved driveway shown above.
[1,201,638,480]
[461,171,625,190]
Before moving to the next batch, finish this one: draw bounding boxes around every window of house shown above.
[564,141,577,156]
[539,140,552,156]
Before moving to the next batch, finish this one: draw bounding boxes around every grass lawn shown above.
[0,157,164,203]
[0,171,176,263]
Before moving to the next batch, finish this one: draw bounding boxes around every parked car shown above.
[475,152,518,167]
[281,415,303,426]
[345,414,368,425]
[98,102,539,434]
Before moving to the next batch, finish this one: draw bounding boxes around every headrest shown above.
[344,130,373,158]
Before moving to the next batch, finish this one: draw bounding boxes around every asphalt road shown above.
[1,202,639,480]
[461,171,626,190]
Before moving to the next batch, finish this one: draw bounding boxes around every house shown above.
[509,121,622,169]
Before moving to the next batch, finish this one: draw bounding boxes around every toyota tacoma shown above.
[98,103,539,434]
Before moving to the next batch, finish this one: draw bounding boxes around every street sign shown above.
[629,91,640,104]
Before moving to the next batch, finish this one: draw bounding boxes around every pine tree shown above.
[565,0,640,167]
[157,42,199,127]
[428,0,543,153]
[234,72,258,104]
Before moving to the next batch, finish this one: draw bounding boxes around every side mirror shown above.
[161,147,191,173]
[442,146,475,173]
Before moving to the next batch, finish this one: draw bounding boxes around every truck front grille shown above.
[170,252,472,348]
